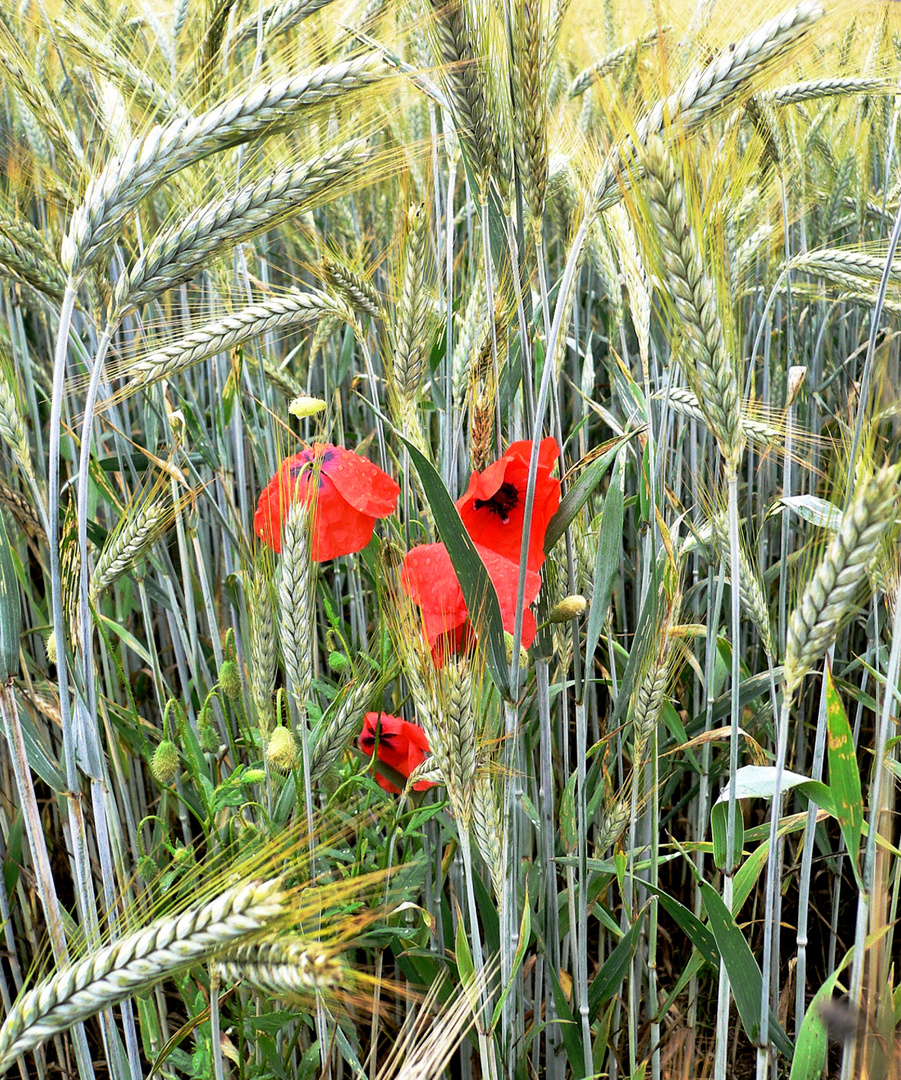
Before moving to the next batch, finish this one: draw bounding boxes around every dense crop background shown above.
[0,0,899,1077]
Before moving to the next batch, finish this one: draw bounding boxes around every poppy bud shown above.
[548,595,588,623]
[288,395,327,418]
[328,650,349,673]
[267,726,298,771]
[151,740,179,785]
[219,659,242,701]
[504,631,530,669]
[198,715,220,754]
[45,631,57,666]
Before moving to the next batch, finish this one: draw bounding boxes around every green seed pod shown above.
[548,595,588,623]
[199,717,220,754]
[151,739,180,785]
[219,659,242,702]
[328,650,348,673]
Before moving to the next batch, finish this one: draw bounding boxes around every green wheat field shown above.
[0,0,899,1076]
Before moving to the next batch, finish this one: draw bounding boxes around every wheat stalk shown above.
[62,55,384,276]
[113,139,372,317]
[0,879,284,1074]
[106,289,353,403]
[710,513,774,657]
[641,135,744,474]
[248,558,277,736]
[783,464,900,696]
[216,939,343,996]
[279,502,315,712]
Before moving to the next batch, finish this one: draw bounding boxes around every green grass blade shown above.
[824,660,863,886]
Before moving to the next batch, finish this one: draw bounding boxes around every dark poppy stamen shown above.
[473,482,519,525]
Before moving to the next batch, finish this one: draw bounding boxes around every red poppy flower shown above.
[401,542,540,664]
[358,712,435,794]
[254,444,399,561]
[456,437,561,572]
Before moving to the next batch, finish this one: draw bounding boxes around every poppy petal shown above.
[321,444,401,517]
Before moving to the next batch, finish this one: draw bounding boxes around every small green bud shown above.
[328,650,348,673]
[151,740,180,785]
[199,718,220,754]
[266,726,298,771]
[219,659,242,702]
[45,631,57,666]
[548,595,588,623]
[504,631,530,669]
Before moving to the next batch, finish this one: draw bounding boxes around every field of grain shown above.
[0,0,898,1077]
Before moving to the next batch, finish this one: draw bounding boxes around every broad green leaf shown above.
[400,437,511,699]
[700,882,793,1059]
[582,448,625,693]
[789,952,852,1080]
[588,909,644,1018]
[0,510,21,681]
[454,905,475,986]
[544,433,634,553]
[711,766,836,869]
[776,494,843,531]
[824,661,863,886]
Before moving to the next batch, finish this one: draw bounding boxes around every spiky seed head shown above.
[219,659,242,702]
[267,726,298,771]
[549,595,588,622]
[328,651,349,673]
[151,740,180,784]
[786,365,807,406]
[45,632,57,666]
[198,706,220,753]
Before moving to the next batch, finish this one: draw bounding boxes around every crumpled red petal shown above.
[359,712,434,793]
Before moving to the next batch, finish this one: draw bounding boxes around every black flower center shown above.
[473,482,519,525]
[289,448,335,489]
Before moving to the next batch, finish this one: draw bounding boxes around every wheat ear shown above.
[113,139,372,317]
[591,2,823,214]
[310,677,375,781]
[217,939,342,997]
[783,464,900,696]
[232,0,338,46]
[0,879,284,1074]
[62,55,383,276]
[659,387,780,452]
[279,502,315,712]
[568,28,667,97]
[106,289,352,404]
[89,491,176,601]
[472,773,503,898]
[321,258,383,319]
[641,135,744,474]
[0,363,35,484]
[427,0,497,186]
[511,0,548,222]
[0,214,68,303]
